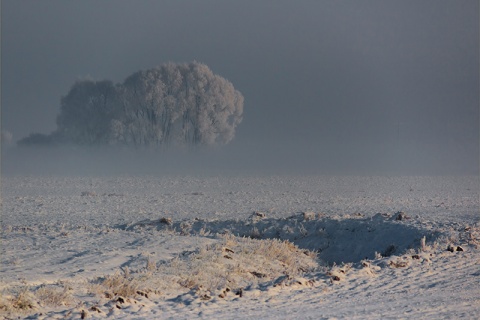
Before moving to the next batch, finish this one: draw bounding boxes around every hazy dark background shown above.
[2,0,478,175]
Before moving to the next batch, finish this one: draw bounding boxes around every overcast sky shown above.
[2,0,478,174]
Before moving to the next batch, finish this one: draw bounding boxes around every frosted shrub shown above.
[95,235,319,300]
[167,235,318,295]
[0,288,37,314]
[100,271,139,298]
[35,285,72,306]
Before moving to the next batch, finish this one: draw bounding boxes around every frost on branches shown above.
[20,62,244,148]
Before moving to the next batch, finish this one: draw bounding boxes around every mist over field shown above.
[2,0,478,178]
[2,137,478,176]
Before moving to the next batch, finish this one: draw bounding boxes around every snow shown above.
[1,175,479,319]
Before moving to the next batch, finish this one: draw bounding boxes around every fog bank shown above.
[2,139,478,177]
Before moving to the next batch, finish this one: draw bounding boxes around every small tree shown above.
[56,80,122,145]
[17,133,53,146]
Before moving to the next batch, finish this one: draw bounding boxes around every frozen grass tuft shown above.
[0,287,37,314]
[85,234,318,301]
[35,285,73,306]
[160,234,318,296]
[98,271,139,298]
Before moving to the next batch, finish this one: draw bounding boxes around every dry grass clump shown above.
[146,256,157,272]
[159,234,318,297]
[81,235,318,303]
[388,258,410,268]
[0,287,37,314]
[88,260,158,301]
[464,224,479,248]
[327,263,353,282]
[35,285,73,307]
[0,284,74,317]
[86,234,318,301]
[97,270,140,298]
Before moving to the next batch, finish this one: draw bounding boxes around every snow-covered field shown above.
[1,175,479,319]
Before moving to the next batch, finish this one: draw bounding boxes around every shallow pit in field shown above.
[119,212,440,265]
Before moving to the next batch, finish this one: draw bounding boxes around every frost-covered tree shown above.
[31,62,243,148]
[118,62,243,146]
[179,62,244,146]
[56,80,121,145]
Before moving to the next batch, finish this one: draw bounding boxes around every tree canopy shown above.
[20,62,244,147]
